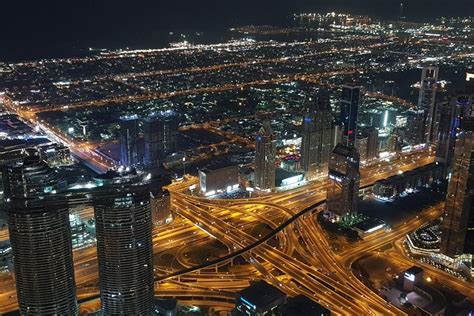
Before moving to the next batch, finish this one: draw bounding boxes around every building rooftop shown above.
[238,281,286,309]
[405,266,423,275]
[281,295,330,316]
[200,161,236,173]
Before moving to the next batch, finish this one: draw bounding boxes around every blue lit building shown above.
[235,280,287,316]
[119,114,141,167]
[340,84,362,148]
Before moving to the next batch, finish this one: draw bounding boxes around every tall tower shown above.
[366,127,379,161]
[93,169,154,315]
[418,66,439,144]
[440,114,474,258]
[143,111,179,167]
[326,144,360,219]
[3,156,77,315]
[300,89,333,179]
[435,94,473,176]
[254,121,276,191]
[120,115,141,167]
[340,84,362,148]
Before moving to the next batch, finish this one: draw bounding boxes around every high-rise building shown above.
[326,144,360,219]
[331,124,343,150]
[435,94,473,176]
[3,156,77,315]
[120,115,141,167]
[355,136,368,162]
[340,84,362,147]
[143,111,179,167]
[366,127,379,161]
[387,134,399,153]
[300,89,332,178]
[440,114,474,258]
[254,121,276,191]
[418,66,439,144]
[93,169,154,315]
[405,109,426,144]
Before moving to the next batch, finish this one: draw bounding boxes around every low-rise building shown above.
[235,281,287,316]
[199,163,239,196]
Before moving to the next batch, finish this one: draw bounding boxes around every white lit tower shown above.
[254,121,276,191]
[418,66,439,144]
[300,89,333,179]
[93,169,154,315]
[3,156,77,315]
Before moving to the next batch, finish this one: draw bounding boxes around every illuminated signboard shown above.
[404,273,415,282]
[240,297,256,310]
[329,172,343,183]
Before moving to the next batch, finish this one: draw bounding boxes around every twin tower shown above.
[4,156,155,315]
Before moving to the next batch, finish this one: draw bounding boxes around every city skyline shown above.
[0,4,473,316]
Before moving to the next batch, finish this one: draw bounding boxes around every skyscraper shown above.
[326,144,360,219]
[435,94,473,176]
[93,169,154,315]
[254,121,276,191]
[143,111,179,167]
[300,89,333,179]
[3,156,77,315]
[340,84,362,148]
[120,115,141,167]
[440,115,474,258]
[366,127,379,161]
[418,66,439,144]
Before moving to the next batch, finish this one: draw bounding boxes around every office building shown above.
[281,295,330,316]
[340,84,362,147]
[355,135,368,162]
[199,162,239,196]
[366,127,379,161]
[387,134,399,153]
[405,109,426,144]
[300,89,333,179]
[331,125,343,150]
[435,94,473,176]
[254,121,276,191]
[93,169,154,315]
[143,111,179,167]
[418,66,439,144]
[235,280,287,316]
[3,156,77,315]
[151,189,172,226]
[440,114,474,258]
[326,144,360,219]
[119,115,141,167]
[403,266,424,292]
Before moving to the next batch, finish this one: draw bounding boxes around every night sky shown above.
[1,0,473,61]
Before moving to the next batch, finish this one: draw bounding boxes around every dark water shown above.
[1,0,472,62]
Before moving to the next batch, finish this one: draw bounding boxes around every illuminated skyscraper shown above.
[326,144,360,219]
[435,94,473,176]
[440,110,474,258]
[143,111,179,167]
[93,169,154,315]
[340,84,362,147]
[119,115,141,167]
[300,89,333,178]
[366,127,379,161]
[418,66,439,144]
[3,156,77,315]
[254,121,276,191]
